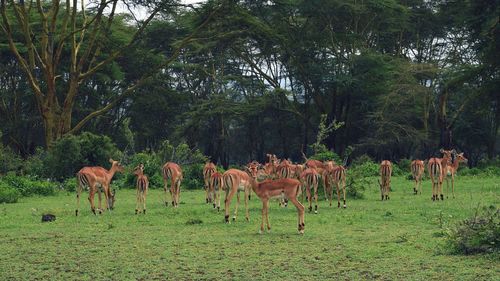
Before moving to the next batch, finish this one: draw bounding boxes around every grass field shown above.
[0,176,499,280]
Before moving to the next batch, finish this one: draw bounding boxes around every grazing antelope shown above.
[203,161,217,203]
[75,158,124,216]
[410,160,425,195]
[247,176,305,234]
[444,152,468,198]
[223,168,252,223]
[162,162,183,207]
[428,157,443,201]
[300,168,320,213]
[210,172,224,211]
[133,164,149,214]
[328,165,347,208]
[378,160,392,200]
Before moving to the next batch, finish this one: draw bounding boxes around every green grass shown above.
[0,176,499,280]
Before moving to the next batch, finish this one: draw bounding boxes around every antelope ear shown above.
[439,149,444,153]
[109,158,114,164]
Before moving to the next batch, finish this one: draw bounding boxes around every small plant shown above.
[446,205,499,255]
[0,182,20,203]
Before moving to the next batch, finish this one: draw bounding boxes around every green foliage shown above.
[23,148,47,178]
[350,160,380,178]
[157,140,208,165]
[309,148,341,163]
[0,174,57,196]
[45,132,121,180]
[0,181,20,203]
[123,151,163,189]
[62,177,77,192]
[0,143,23,174]
[446,205,500,255]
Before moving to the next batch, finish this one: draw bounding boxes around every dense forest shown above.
[1,0,498,169]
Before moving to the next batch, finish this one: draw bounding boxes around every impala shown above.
[75,158,124,216]
[321,161,336,201]
[247,174,305,234]
[410,160,425,195]
[223,168,252,223]
[203,161,217,203]
[133,164,149,214]
[444,152,468,198]
[162,162,183,207]
[277,159,293,179]
[210,172,224,211]
[328,165,347,208]
[378,160,392,200]
[433,149,454,200]
[428,157,443,201]
[300,168,320,213]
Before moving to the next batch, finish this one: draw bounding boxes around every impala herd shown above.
[75,149,468,234]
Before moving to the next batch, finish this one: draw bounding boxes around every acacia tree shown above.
[0,0,220,147]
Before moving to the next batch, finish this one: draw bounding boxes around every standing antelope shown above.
[321,161,336,201]
[133,164,149,214]
[410,160,425,195]
[378,160,392,200]
[444,152,468,198]
[433,149,455,200]
[75,158,124,216]
[428,157,443,201]
[223,168,252,223]
[328,165,347,208]
[246,172,305,234]
[162,162,183,207]
[300,168,320,213]
[203,161,217,203]
[210,172,224,211]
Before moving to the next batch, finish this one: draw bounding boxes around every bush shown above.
[123,151,163,189]
[23,148,47,178]
[1,174,57,196]
[446,205,499,255]
[310,150,342,163]
[46,132,122,180]
[397,158,412,173]
[62,177,78,192]
[0,181,20,203]
[0,144,23,174]
[351,154,374,167]
[350,160,379,177]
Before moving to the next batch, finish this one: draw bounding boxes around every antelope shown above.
[246,171,305,234]
[277,159,293,179]
[444,152,468,198]
[210,172,224,211]
[203,161,217,203]
[75,158,124,216]
[378,160,392,200]
[162,162,183,207]
[428,157,443,201]
[223,168,252,223]
[410,160,425,195]
[300,168,320,213]
[133,164,149,214]
[321,161,336,201]
[434,149,455,200]
[328,165,347,208]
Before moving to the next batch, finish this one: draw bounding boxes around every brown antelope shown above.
[434,149,455,200]
[300,168,320,213]
[378,160,392,200]
[223,168,252,223]
[277,159,293,179]
[210,172,224,211]
[428,157,443,201]
[203,161,217,203]
[410,160,425,195]
[328,165,347,208]
[321,160,336,201]
[133,164,149,214]
[162,162,183,207]
[246,174,305,234]
[444,152,468,198]
[75,158,124,216]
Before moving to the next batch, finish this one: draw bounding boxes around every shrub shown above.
[446,205,499,255]
[62,177,78,192]
[351,154,374,167]
[397,158,412,173]
[124,151,163,189]
[46,132,121,180]
[350,161,379,177]
[1,174,57,196]
[23,148,47,178]
[0,181,20,203]
[0,144,23,174]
